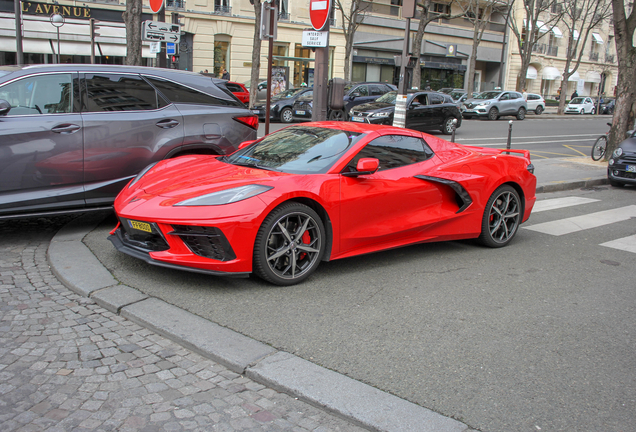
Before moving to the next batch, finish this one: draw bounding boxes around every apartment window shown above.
[432,2,450,14]
[214,0,230,14]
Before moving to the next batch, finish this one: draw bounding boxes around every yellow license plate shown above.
[128,220,152,233]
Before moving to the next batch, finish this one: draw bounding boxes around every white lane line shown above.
[532,197,600,213]
[523,205,636,236]
[601,235,636,254]
[457,138,597,147]
[457,134,599,142]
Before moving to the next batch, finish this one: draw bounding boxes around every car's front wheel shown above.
[580,108,585,115]
[609,178,624,188]
[441,117,457,135]
[535,105,543,115]
[280,107,293,123]
[591,107,596,115]
[478,185,522,248]
[328,109,345,121]
[516,107,526,120]
[488,107,499,120]
[253,202,326,285]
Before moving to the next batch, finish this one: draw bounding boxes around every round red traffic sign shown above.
[309,0,331,31]
[149,0,164,13]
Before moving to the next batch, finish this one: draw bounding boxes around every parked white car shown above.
[565,97,596,114]
[526,93,546,115]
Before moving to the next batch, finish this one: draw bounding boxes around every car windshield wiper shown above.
[228,157,279,172]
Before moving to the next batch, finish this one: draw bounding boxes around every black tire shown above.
[591,107,596,115]
[280,107,293,123]
[591,135,607,161]
[463,115,472,120]
[478,185,522,248]
[535,105,543,115]
[328,109,345,121]
[488,107,499,121]
[580,108,585,115]
[441,117,457,135]
[609,178,624,188]
[516,107,526,120]
[253,202,326,285]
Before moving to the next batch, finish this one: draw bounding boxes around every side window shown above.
[429,94,443,105]
[84,74,164,112]
[145,76,237,106]
[411,94,428,106]
[500,93,510,100]
[352,85,368,97]
[369,85,384,96]
[0,73,74,115]
[344,135,433,172]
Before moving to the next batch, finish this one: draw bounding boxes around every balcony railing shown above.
[166,0,185,9]
[278,12,290,21]
[532,43,546,54]
[360,1,399,16]
[605,54,615,63]
[546,45,558,56]
[589,52,599,61]
[214,5,232,15]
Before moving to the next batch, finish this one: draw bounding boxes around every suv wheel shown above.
[328,109,345,121]
[516,107,526,120]
[488,107,499,121]
[535,105,543,115]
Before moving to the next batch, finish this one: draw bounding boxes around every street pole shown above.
[312,21,330,122]
[158,8,166,68]
[15,0,23,65]
[265,1,275,135]
[393,17,411,128]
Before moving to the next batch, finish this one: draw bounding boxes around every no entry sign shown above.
[149,0,164,14]
[309,0,331,31]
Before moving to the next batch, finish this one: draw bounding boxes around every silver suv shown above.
[0,64,258,219]
[462,90,528,120]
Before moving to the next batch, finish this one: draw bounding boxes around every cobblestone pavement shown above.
[0,216,368,432]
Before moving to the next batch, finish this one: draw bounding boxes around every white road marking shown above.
[457,134,599,142]
[457,138,597,147]
[523,205,636,236]
[601,235,636,254]
[532,197,600,213]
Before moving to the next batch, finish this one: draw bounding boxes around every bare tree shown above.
[509,0,563,92]
[556,0,612,114]
[122,0,143,66]
[411,0,464,89]
[248,0,263,109]
[456,0,501,96]
[606,0,636,158]
[334,0,369,81]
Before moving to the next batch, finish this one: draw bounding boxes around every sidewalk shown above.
[1,157,608,432]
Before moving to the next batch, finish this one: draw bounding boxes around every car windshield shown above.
[474,91,501,100]
[570,97,585,104]
[449,91,465,100]
[375,91,397,104]
[272,88,304,100]
[224,126,364,174]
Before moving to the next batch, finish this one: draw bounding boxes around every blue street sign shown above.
[166,43,175,55]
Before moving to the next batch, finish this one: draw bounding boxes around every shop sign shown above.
[302,30,328,47]
[21,1,92,19]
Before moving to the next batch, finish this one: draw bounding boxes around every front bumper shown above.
[608,161,636,185]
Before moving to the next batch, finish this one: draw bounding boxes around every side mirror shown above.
[0,99,10,116]
[342,158,380,177]
[238,140,257,149]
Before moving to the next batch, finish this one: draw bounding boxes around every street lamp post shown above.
[50,13,65,64]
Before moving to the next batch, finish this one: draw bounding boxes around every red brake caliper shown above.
[299,231,311,260]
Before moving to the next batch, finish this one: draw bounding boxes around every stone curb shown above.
[48,213,470,432]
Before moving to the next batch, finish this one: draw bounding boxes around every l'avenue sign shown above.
[309,0,331,31]
[21,1,92,19]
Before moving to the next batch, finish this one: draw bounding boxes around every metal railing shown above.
[605,54,615,63]
[166,0,185,9]
[214,5,232,15]
[589,52,599,61]
[546,45,558,56]
[278,12,290,21]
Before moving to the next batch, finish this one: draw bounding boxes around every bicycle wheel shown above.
[591,135,607,161]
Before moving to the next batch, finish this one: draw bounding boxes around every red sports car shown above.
[109,122,536,285]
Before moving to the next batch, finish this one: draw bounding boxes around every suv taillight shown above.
[234,115,258,129]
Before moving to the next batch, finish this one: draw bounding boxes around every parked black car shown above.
[292,82,396,122]
[608,128,636,187]
[349,90,463,135]
[0,64,258,219]
[252,87,312,123]
[599,98,615,114]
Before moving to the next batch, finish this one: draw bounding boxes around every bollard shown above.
[451,118,458,143]
[507,120,513,150]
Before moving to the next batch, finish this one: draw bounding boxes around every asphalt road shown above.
[83,184,636,432]
[259,115,612,160]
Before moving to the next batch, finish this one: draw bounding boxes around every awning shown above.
[592,33,604,44]
[573,30,579,41]
[542,66,561,80]
[524,19,548,32]
[552,27,563,38]
[568,69,580,81]
[585,70,602,83]
[526,65,538,79]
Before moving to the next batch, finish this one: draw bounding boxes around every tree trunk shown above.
[411,13,429,89]
[465,24,481,95]
[249,0,262,109]
[123,0,142,66]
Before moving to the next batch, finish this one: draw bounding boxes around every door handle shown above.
[51,124,81,134]
[156,119,180,129]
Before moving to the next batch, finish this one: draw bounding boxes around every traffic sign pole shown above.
[310,0,331,122]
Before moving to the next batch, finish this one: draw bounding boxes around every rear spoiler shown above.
[462,145,531,159]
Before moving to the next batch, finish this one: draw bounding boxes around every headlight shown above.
[270,104,276,110]
[371,112,390,118]
[174,184,273,206]
[609,159,615,166]
[128,162,158,188]
[613,148,623,158]
[476,101,491,107]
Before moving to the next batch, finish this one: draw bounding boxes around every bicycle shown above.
[591,122,611,161]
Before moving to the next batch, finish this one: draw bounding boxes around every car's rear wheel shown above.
[253,202,326,285]
[488,107,499,120]
[535,105,543,115]
[516,107,526,120]
[328,109,345,121]
[478,185,522,248]
[441,117,457,135]
[280,107,293,123]
[591,107,596,115]
[580,108,585,115]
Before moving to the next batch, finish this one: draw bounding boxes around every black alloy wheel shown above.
[478,185,522,248]
[516,107,526,120]
[488,107,499,120]
[253,202,326,285]
[328,109,345,121]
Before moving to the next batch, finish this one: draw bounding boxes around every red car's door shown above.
[338,134,445,255]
